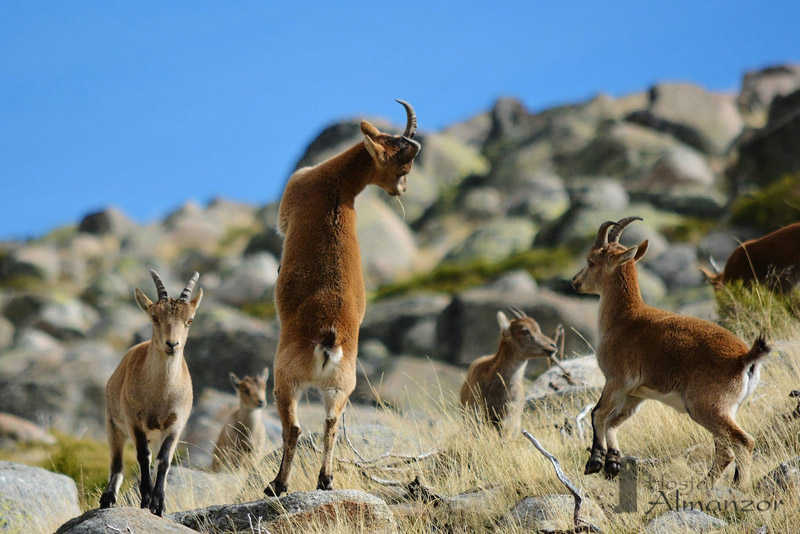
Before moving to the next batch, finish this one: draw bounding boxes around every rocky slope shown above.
[1,64,799,477]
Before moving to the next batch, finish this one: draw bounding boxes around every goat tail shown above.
[315,327,343,369]
[741,333,771,367]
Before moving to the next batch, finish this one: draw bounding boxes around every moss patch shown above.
[731,173,800,232]
[373,246,575,300]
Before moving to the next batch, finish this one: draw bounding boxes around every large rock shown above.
[443,218,536,264]
[169,490,396,534]
[359,293,451,355]
[732,88,800,189]
[0,341,116,438]
[367,355,465,410]
[33,297,100,341]
[56,508,198,534]
[355,190,418,288]
[186,308,279,394]
[526,355,604,402]
[738,64,800,115]
[627,83,743,154]
[0,461,81,533]
[644,509,726,534]
[436,280,598,366]
[78,207,135,236]
[1,246,60,283]
[642,146,715,191]
[760,456,800,493]
[509,494,605,532]
[506,172,570,223]
[217,253,279,307]
[0,316,13,350]
[0,412,56,448]
[647,244,704,291]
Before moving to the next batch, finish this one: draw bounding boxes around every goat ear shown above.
[361,121,385,164]
[633,239,649,263]
[229,373,241,390]
[134,288,152,312]
[615,246,638,267]
[261,367,270,382]
[497,311,511,336]
[190,288,203,310]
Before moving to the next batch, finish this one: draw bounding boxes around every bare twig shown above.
[105,524,133,534]
[340,411,366,462]
[549,324,579,386]
[522,429,602,534]
[575,404,594,443]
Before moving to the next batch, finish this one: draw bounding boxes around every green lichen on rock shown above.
[731,173,800,232]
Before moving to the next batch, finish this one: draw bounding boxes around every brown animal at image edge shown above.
[573,217,769,487]
[700,222,800,294]
[265,100,421,496]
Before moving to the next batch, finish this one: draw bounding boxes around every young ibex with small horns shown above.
[100,270,202,516]
[210,368,268,472]
[572,217,770,487]
[700,222,800,294]
[461,307,558,437]
[265,100,421,496]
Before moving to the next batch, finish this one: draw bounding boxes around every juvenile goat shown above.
[460,308,557,437]
[210,368,268,472]
[572,217,769,487]
[265,100,421,496]
[700,222,800,294]
[100,270,202,516]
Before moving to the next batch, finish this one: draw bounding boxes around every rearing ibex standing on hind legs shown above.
[265,100,421,496]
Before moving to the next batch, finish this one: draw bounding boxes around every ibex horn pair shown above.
[395,99,417,139]
[149,270,200,302]
[508,306,527,319]
[593,216,643,248]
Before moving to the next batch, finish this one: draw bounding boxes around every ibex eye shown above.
[186,318,193,326]
[151,315,158,323]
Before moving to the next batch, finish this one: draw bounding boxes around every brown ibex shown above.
[100,270,202,516]
[572,217,769,487]
[210,369,268,472]
[460,307,557,437]
[265,100,421,496]
[700,222,800,294]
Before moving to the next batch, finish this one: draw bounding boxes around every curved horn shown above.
[608,216,643,244]
[593,221,617,249]
[179,272,200,302]
[508,306,526,319]
[395,99,417,139]
[150,270,168,301]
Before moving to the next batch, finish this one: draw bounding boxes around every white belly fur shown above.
[632,386,687,414]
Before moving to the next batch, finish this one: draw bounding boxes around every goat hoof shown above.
[604,460,621,479]
[140,493,151,510]
[99,492,116,509]
[265,480,287,497]
[317,474,334,491]
[584,457,603,475]
[149,492,165,516]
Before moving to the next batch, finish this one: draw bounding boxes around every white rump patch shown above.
[314,344,343,378]
[732,363,762,418]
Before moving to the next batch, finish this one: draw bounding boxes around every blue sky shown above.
[1,1,798,240]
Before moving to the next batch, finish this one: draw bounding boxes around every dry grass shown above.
[9,288,800,533]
